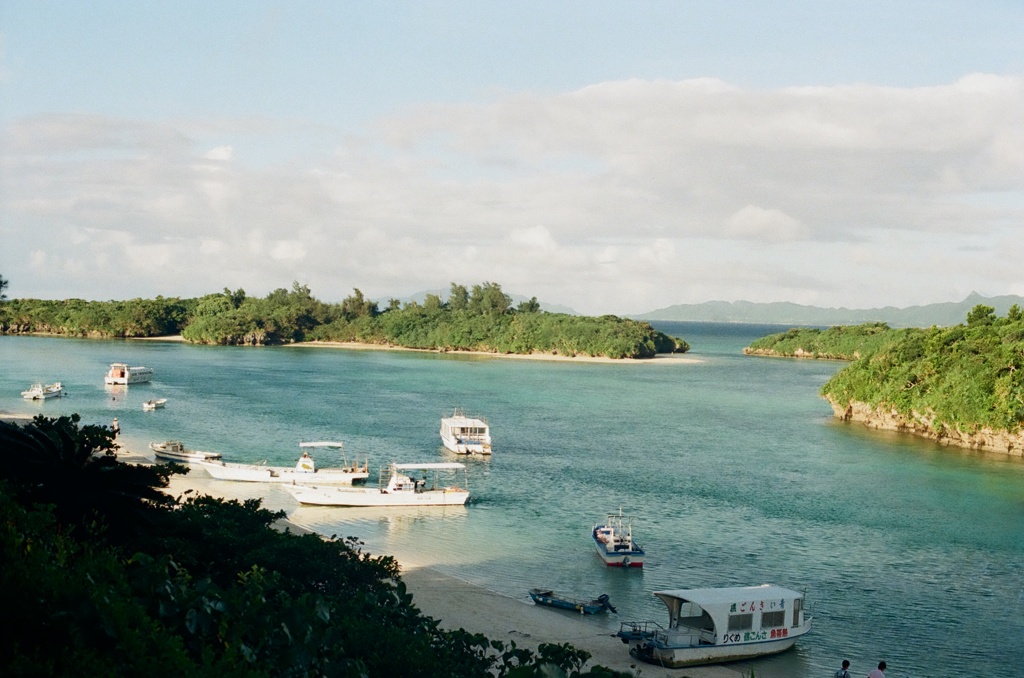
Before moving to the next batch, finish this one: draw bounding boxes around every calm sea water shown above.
[2,322,1022,678]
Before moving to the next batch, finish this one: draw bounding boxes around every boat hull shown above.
[197,460,368,485]
[632,635,801,668]
[595,545,645,567]
[286,484,469,506]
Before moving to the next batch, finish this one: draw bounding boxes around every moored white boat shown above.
[105,362,153,385]
[440,408,492,454]
[593,508,645,567]
[195,441,370,485]
[21,382,64,400]
[284,462,469,506]
[617,584,812,667]
[149,440,222,463]
[142,398,167,411]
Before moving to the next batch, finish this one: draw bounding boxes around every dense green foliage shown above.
[744,322,914,360]
[0,280,687,358]
[0,415,628,677]
[820,305,1024,433]
[0,296,193,338]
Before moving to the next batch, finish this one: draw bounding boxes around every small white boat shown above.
[142,398,167,411]
[21,382,64,400]
[440,408,492,454]
[617,584,812,668]
[285,462,470,506]
[149,440,222,463]
[195,442,370,485]
[593,508,645,567]
[105,362,154,385]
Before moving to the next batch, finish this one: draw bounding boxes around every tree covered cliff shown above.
[746,305,1024,451]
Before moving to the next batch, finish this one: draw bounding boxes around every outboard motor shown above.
[597,593,617,614]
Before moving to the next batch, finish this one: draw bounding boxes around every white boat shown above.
[617,584,812,668]
[21,382,64,400]
[593,508,645,567]
[149,440,222,463]
[440,408,492,454]
[195,441,370,485]
[285,462,470,506]
[142,398,167,411]
[104,362,154,385]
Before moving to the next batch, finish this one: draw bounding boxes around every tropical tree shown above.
[0,273,8,301]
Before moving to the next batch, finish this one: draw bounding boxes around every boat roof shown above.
[653,584,803,607]
[393,462,466,470]
[299,441,344,448]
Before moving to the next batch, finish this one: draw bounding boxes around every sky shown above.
[2,2,1023,316]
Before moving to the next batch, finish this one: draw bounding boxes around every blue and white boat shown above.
[593,508,645,567]
[529,589,617,615]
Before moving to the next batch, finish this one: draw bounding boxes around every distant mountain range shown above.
[631,293,1024,328]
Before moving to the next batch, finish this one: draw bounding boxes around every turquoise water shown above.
[2,323,1022,678]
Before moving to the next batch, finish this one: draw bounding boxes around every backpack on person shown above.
[833,670,850,678]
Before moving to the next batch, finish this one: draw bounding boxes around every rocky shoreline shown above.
[826,398,1024,457]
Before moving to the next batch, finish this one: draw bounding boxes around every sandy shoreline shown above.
[153,470,738,678]
[130,334,702,364]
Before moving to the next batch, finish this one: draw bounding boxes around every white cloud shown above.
[204,145,234,161]
[3,75,1023,313]
[725,206,804,242]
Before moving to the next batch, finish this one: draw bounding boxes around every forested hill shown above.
[745,305,1024,455]
[0,282,688,359]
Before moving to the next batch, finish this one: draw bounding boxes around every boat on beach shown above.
[528,589,617,615]
[142,398,167,411]
[21,382,64,400]
[440,408,492,454]
[593,508,645,567]
[284,462,469,506]
[149,440,223,463]
[616,584,812,668]
[195,441,370,485]
[104,363,153,385]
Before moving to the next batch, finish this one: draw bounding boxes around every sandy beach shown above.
[153,469,741,678]
[132,335,702,365]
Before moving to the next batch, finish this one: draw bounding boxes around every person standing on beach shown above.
[867,660,886,678]
[834,659,851,678]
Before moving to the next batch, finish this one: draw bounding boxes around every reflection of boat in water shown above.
[149,440,222,463]
[617,584,812,667]
[195,442,369,485]
[21,382,64,400]
[142,398,167,411]
[529,589,617,615]
[440,408,492,454]
[593,508,645,567]
[104,363,153,385]
[284,462,469,506]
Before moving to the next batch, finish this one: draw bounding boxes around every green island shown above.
[0,280,687,359]
[745,305,1024,455]
[0,414,629,677]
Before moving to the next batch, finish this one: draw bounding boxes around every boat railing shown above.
[616,620,664,642]
[657,624,712,649]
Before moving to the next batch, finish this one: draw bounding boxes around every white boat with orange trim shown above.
[104,363,153,385]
